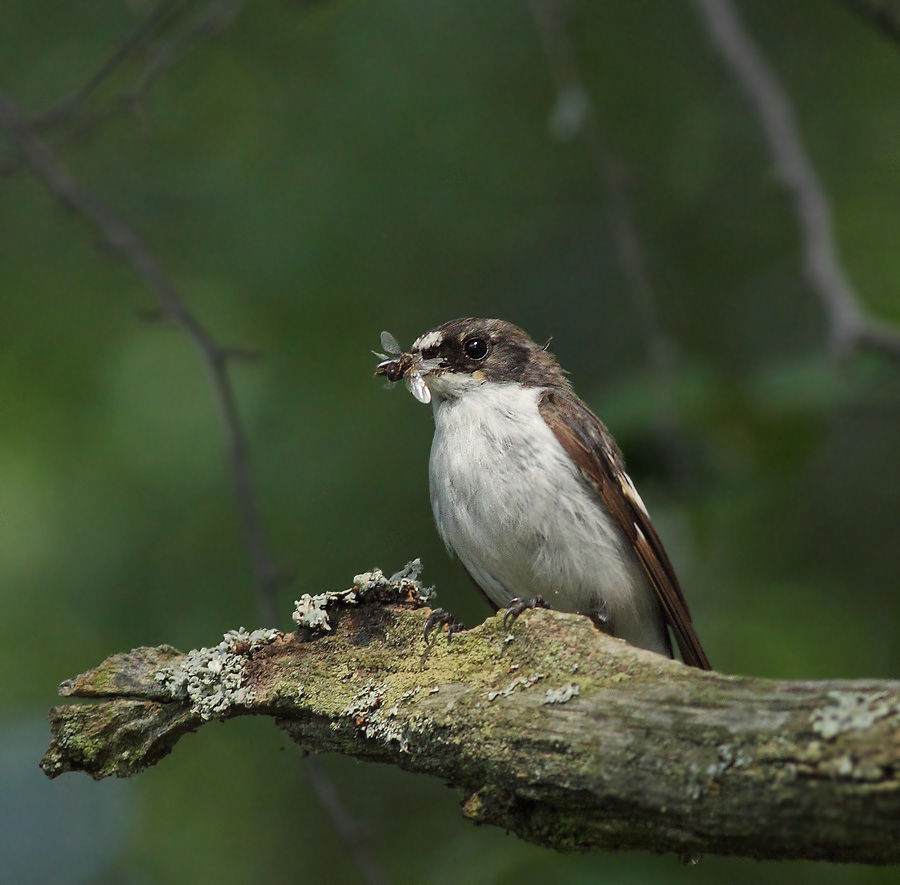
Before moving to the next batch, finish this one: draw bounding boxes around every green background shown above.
[1,1,898,882]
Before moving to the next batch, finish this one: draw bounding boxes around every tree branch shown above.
[528,0,692,491]
[1,85,388,882]
[1,1,248,178]
[528,0,676,381]
[2,31,386,871]
[694,0,900,362]
[0,91,282,627]
[32,0,190,132]
[839,0,900,47]
[42,577,900,864]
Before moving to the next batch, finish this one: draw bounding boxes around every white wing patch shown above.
[620,470,649,516]
[413,330,444,352]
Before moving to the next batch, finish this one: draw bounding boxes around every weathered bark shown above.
[42,587,900,864]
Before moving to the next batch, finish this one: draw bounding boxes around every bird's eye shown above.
[463,336,490,360]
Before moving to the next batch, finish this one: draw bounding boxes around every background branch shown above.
[839,0,900,47]
[0,92,282,626]
[528,0,675,381]
[6,3,900,880]
[0,74,387,883]
[32,0,190,131]
[527,1,695,492]
[1,0,248,178]
[694,0,900,362]
[42,593,900,864]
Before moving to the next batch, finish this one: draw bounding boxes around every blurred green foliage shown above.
[1,1,898,882]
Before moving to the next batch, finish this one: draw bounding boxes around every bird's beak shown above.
[375,351,416,383]
[374,352,438,404]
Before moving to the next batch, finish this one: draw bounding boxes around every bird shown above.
[375,317,710,669]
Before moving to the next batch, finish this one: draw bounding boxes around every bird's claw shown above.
[423,608,465,642]
[502,596,551,629]
[591,599,610,626]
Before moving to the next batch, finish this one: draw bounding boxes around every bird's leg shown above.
[423,608,465,642]
[502,596,551,628]
[588,599,610,632]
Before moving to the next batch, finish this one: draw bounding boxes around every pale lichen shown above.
[543,684,580,705]
[685,744,754,799]
[154,628,280,721]
[706,744,753,781]
[345,680,408,750]
[293,590,355,631]
[811,690,900,740]
[487,673,544,702]
[292,559,433,632]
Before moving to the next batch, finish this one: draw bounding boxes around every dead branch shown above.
[528,0,675,379]
[528,0,696,494]
[840,0,900,47]
[42,584,900,864]
[1,1,248,177]
[2,37,382,870]
[0,91,282,626]
[694,0,900,362]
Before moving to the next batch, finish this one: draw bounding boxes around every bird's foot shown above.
[423,608,465,642]
[502,596,551,629]
[589,600,610,631]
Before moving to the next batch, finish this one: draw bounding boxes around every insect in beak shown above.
[373,331,434,404]
[375,352,414,384]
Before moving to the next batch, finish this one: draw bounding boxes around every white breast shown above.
[428,382,669,656]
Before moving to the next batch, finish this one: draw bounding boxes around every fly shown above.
[373,330,434,404]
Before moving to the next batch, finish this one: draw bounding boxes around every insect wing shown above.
[380,331,401,354]
[407,372,432,404]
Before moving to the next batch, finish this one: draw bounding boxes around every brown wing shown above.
[538,389,712,670]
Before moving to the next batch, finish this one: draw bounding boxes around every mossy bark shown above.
[42,600,900,864]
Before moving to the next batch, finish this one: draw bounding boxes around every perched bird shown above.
[375,318,710,669]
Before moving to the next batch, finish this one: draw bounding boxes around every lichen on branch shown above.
[41,566,900,864]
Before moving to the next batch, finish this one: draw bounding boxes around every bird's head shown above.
[375,318,570,404]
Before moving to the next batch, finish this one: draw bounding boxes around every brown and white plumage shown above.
[538,388,710,669]
[378,317,710,669]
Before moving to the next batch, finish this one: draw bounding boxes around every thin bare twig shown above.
[3,3,394,877]
[528,0,695,492]
[0,88,388,882]
[839,0,900,47]
[34,0,190,130]
[694,0,900,361]
[0,83,389,885]
[302,755,389,885]
[122,0,247,107]
[528,0,675,380]
[2,0,246,179]
[0,92,282,623]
